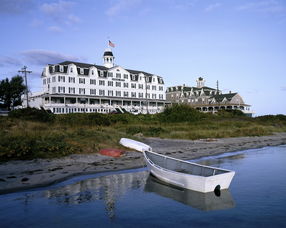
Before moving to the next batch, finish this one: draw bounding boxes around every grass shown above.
[0,105,285,161]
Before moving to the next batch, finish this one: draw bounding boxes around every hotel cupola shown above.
[196,77,205,88]
[103,48,115,68]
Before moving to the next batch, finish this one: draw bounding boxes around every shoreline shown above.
[1,132,286,194]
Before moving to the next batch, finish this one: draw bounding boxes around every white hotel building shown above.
[29,48,167,114]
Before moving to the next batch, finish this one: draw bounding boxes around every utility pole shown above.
[18,66,32,108]
[145,75,149,114]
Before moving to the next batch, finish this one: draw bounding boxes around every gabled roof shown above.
[211,93,237,102]
[58,61,108,71]
[125,69,153,76]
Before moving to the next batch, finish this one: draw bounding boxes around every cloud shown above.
[0,0,35,15]
[40,0,81,26]
[21,50,82,65]
[172,0,197,10]
[205,2,222,12]
[106,0,142,17]
[237,0,286,13]
[0,56,22,67]
[48,26,63,33]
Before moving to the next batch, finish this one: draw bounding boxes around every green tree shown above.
[0,76,26,110]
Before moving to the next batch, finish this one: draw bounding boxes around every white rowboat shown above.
[119,138,235,193]
[143,150,235,193]
[119,138,152,152]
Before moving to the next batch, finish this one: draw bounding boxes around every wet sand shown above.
[0,132,286,194]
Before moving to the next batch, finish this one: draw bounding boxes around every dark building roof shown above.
[58,61,108,71]
[51,61,160,81]
[211,93,237,102]
[103,51,113,57]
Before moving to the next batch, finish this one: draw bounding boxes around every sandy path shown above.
[0,132,285,194]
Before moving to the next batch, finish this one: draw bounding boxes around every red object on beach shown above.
[99,148,125,157]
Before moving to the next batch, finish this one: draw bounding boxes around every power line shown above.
[18,66,32,108]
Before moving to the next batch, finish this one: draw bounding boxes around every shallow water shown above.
[0,146,286,228]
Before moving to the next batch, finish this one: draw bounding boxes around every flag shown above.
[109,40,115,48]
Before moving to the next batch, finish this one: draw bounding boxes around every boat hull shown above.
[143,151,235,193]
[119,138,152,152]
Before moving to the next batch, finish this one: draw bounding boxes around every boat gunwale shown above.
[143,150,234,177]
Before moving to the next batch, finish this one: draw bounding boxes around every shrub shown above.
[9,108,54,122]
[157,104,205,122]
[0,134,75,161]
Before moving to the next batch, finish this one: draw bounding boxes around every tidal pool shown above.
[0,145,286,227]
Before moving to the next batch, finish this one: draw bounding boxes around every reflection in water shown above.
[44,171,149,219]
[197,154,245,167]
[144,174,235,211]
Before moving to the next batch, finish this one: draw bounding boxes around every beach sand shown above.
[0,132,286,194]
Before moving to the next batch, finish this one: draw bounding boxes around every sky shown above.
[0,0,285,116]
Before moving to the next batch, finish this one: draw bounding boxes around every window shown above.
[153,78,155,82]
[159,94,163,100]
[52,87,56,93]
[90,79,96,85]
[124,91,128,97]
[116,82,121,87]
[79,88,85,94]
[99,80,105,86]
[146,93,150,98]
[58,86,65,93]
[108,90,113,96]
[78,88,85,94]
[70,67,73,73]
[146,85,150,90]
[90,89,96,95]
[131,92,136,98]
[43,79,46,85]
[139,84,143,89]
[79,78,85,84]
[91,70,94,75]
[108,81,113,86]
[131,83,136,89]
[60,65,63,72]
[124,74,128,79]
[69,87,75,94]
[58,76,65,82]
[152,86,156,90]
[99,90,105,96]
[69,77,75,83]
[47,78,50,83]
[80,68,84,74]
[116,91,121,97]
[52,76,56,82]
[139,93,143,98]
[108,72,113,77]
[152,94,156,99]
[131,75,135,80]
[159,86,163,91]
[123,83,128,88]
[116,73,121,79]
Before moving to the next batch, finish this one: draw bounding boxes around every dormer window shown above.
[60,65,63,72]
[80,68,84,74]
[131,75,135,80]
[70,67,73,73]
[100,71,104,77]
[91,70,94,75]
[52,66,55,73]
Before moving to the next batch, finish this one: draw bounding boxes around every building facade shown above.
[166,77,253,116]
[29,48,166,114]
